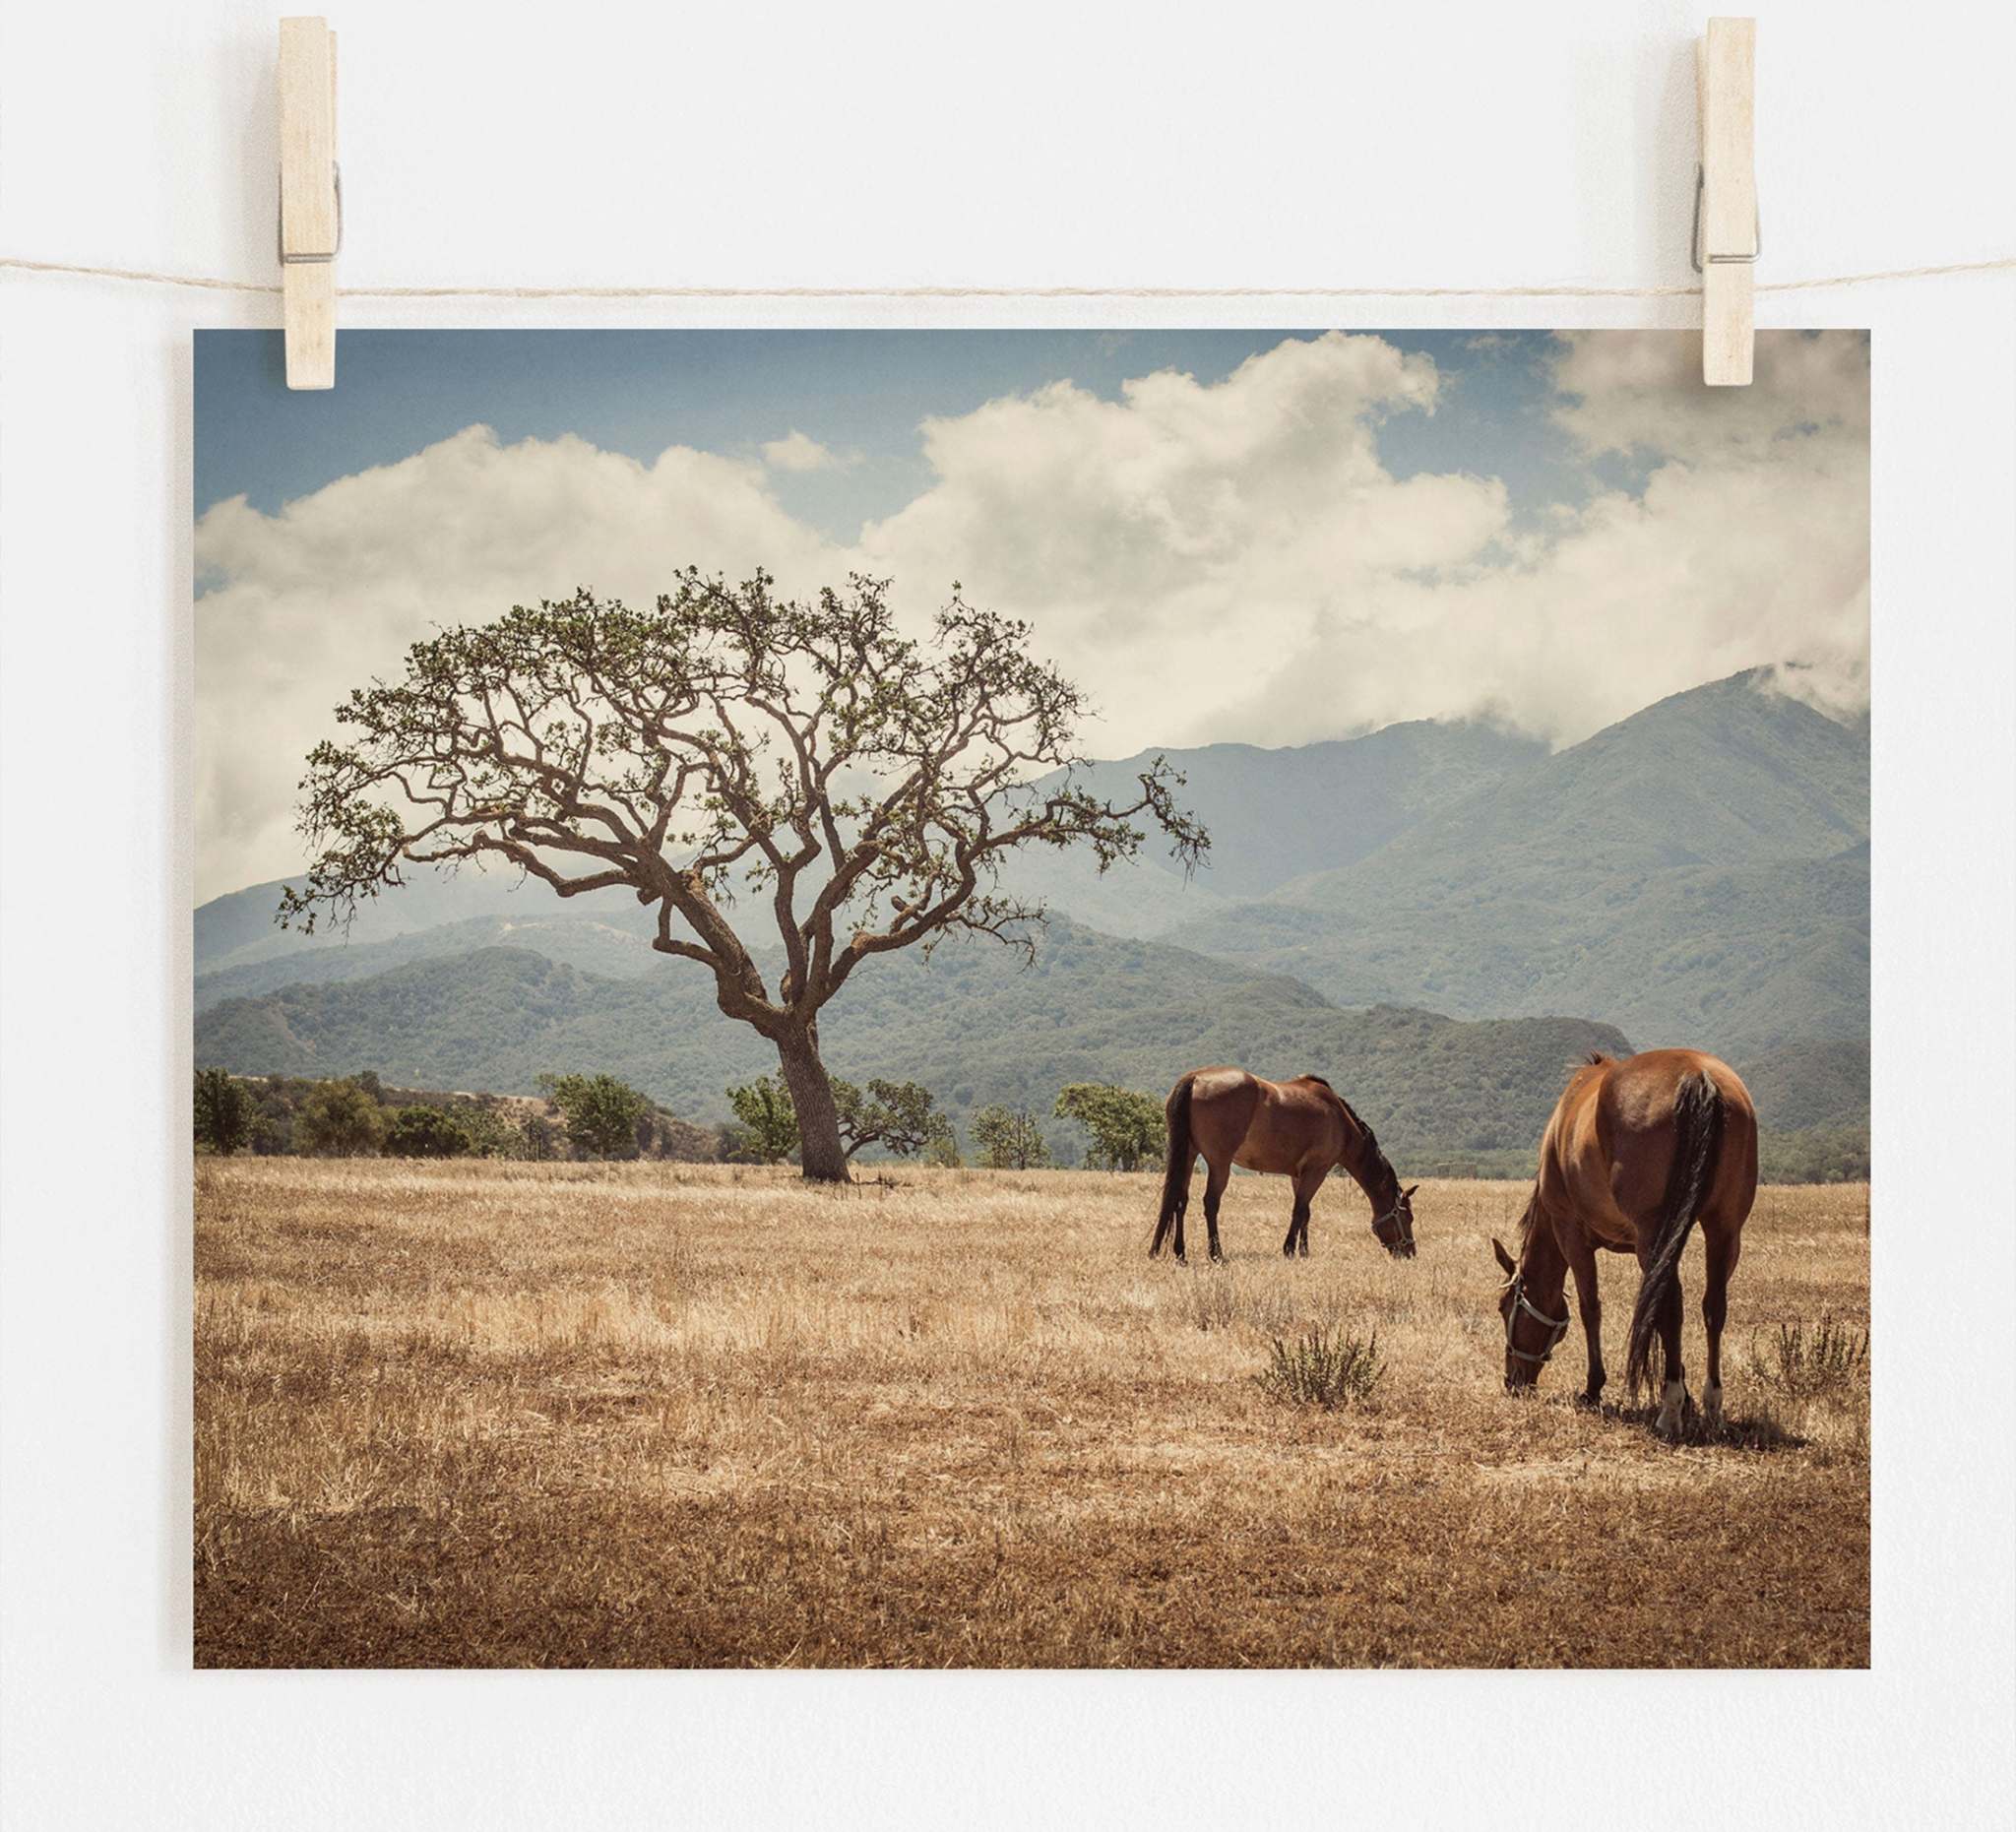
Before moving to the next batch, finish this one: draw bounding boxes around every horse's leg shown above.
[1283,1169,1316,1258]
[1564,1230,1606,1408]
[1175,1155,1222,1264]
[1295,1168,1321,1256]
[1200,1158,1230,1264]
[1653,1267,1689,1439]
[1700,1225,1741,1428]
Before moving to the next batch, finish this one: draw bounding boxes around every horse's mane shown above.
[1562,1050,1613,1093]
[1299,1075,1382,1158]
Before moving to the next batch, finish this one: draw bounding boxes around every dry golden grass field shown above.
[194,1159,1869,1668]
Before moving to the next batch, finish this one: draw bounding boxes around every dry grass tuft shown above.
[1255,1326,1384,1411]
[1748,1314,1871,1402]
[195,1161,1868,1668]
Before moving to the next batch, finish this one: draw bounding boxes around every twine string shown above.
[2,253,2012,300]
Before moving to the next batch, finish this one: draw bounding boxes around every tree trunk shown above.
[774,1022,849,1182]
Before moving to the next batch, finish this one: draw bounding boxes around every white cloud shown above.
[860,328,1866,757]
[195,424,839,901]
[1550,327,1869,460]
[858,334,1510,741]
[760,429,842,472]
[196,332,1869,900]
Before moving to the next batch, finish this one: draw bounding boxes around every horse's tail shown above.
[1626,1070,1726,1393]
[1152,1075,1197,1256]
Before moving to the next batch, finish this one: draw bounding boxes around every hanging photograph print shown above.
[193,328,1870,1668]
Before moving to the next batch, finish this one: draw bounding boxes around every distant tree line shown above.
[193,1063,1865,1182]
[192,1066,711,1164]
[718,1076,1170,1172]
[196,1064,1180,1173]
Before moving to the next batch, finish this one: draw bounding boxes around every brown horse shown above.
[1491,1047,1758,1437]
[1151,1067,1418,1264]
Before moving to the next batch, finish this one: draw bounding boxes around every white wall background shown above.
[3,1,2011,1825]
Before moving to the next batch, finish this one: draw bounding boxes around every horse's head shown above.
[1493,1235,1567,1389]
[1372,1183,1419,1259]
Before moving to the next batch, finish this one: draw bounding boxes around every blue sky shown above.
[194,328,1614,542]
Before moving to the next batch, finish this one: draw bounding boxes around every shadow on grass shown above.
[1580,1395,1809,1453]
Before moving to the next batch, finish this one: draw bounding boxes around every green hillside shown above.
[195,926,1632,1173]
[194,860,637,970]
[1166,673,1868,1058]
[995,719,1544,935]
[195,912,661,1010]
[1740,1038,1870,1132]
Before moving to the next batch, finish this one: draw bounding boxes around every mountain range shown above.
[991,718,1546,936]
[1163,670,1867,1056]
[194,668,1869,1166]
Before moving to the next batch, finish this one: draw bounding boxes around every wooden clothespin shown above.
[278,18,340,389]
[1695,18,1759,386]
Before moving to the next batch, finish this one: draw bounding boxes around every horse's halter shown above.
[1502,1273,1570,1366]
[1372,1201,1416,1255]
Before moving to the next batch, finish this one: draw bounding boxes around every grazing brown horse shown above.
[1491,1047,1758,1438]
[1151,1067,1418,1264]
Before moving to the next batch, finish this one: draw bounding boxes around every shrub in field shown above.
[1053,1083,1166,1171]
[1749,1315,1869,1399]
[1254,1326,1384,1410]
[725,1076,800,1164]
[517,1111,559,1160]
[727,1072,955,1166]
[835,1078,957,1164]
[970,1106,1051,1169]
[383,1106,475,1159]
[539,1072,652,1161]
[453,1098,539,1161]
[294,1078,387,1156]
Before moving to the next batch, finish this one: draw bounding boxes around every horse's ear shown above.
[1403,1183,1419,1199]
[1491,1236,1516,1277]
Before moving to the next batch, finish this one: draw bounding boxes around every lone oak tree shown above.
[282,571,1207,1181]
